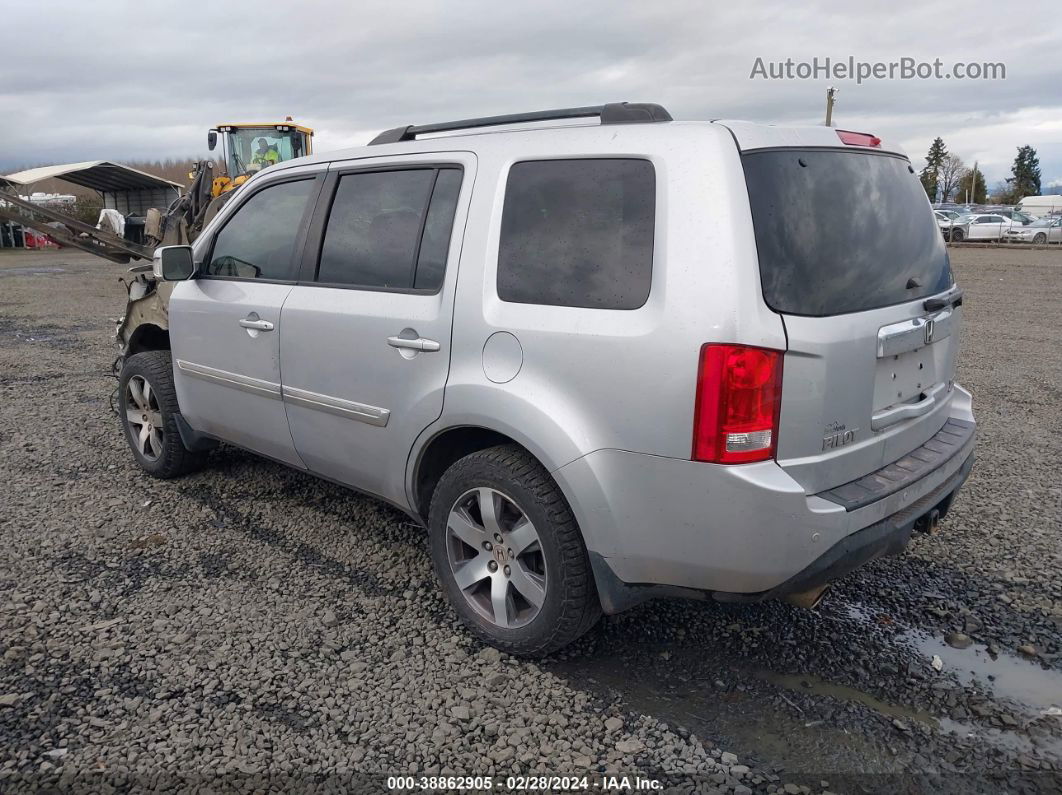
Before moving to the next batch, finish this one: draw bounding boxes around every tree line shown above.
[919,139,1048,205]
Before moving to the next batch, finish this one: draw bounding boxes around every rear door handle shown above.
[239,318,274,331]
[387,336,440,352]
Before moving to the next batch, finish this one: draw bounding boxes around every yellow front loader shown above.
[206,118,314,198]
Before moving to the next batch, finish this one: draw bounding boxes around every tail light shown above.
[692,344,783,464]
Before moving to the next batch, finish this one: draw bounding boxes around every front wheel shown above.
[428,445,600,656]
[119,350,207,478]
[1034,233,1047,244]
[950,228,965,242]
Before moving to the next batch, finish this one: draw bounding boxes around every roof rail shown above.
[368,102,672,145]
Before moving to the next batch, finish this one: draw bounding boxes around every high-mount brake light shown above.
[836,130,882,148]
[692,344,783,464]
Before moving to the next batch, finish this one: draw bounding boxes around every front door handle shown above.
[387,335,440,352]
[239,317,274,331]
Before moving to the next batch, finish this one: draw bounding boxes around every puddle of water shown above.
[940,717,1062,761]
[549,648,905,774]
[903,630,1062,714]
[840,601,1062,716]
[837,601,1062,762]
[761,671,938,728]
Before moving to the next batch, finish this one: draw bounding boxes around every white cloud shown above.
[1,0,1059,188]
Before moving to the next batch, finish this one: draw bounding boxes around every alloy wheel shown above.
[125,374,164,461]
[445,487,547,629]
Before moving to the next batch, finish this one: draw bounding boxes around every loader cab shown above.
[206,120,314,197]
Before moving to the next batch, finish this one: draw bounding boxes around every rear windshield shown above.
[742,149,952,316]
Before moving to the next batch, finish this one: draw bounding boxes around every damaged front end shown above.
[113,264,174,373]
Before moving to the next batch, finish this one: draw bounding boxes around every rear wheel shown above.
[119,350,207,478]
[428,445,600,656]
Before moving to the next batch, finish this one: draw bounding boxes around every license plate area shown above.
[874,347,937,411]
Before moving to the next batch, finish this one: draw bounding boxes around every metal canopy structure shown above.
[2,160,182,195]
[0,161,180,262]
[3,160,182,216]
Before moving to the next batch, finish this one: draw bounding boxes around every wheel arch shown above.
[125,322,171,356]
[408,417,588,527]
[410,425,526,525]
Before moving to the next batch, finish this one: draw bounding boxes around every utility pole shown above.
[824,86,837,127]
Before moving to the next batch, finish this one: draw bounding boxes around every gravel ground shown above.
[0,247,1059,794]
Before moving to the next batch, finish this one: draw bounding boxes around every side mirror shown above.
[153,245,196,281]
[207,130,218,151]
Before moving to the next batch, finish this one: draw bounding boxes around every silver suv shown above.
[119,102,975,655]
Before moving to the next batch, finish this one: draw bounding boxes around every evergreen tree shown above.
[919,137,947,200]
[1004,145,1041,202]
[957,167,987,205]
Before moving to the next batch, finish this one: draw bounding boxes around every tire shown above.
[118,350,207,478]
[950,228,964,242]
[428,444,600,656]
[1034,233,1047,244]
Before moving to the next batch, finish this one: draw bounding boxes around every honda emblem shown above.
[924,319,935,344]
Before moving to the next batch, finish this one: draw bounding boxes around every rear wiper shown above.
[923,289,963,312]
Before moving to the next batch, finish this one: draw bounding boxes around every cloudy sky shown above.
[3,0,1061,190]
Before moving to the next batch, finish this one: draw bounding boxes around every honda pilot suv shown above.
[119,102,975,655]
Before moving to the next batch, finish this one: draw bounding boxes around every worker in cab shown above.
[252,138,279,168]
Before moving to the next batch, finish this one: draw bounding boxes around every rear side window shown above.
[497,159,655,309]
[207,178,314,281]
[742,150,952,316]
[317,167,461,290]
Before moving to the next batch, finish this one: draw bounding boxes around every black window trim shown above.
[496,155,658,311]
[298,162,465,295]
[197,172,326,286]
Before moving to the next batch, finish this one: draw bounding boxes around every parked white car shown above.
[945,213,1020,242]
[1005,217,1062,244]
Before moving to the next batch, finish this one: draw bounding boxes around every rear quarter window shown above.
[497,158,655,310]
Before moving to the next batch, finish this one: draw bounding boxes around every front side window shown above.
[317,167,462,290]
[207,178,314,280]
[497,159,656,310]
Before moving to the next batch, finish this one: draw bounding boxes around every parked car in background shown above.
[935,210,961,236]
[945,213,1018,242]
[991,208,1037,224]
[1005,216,1062,244]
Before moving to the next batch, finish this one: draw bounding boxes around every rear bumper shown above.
[716,445,973,603]
[555,385,975,613]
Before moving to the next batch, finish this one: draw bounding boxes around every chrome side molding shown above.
[175,359,282,400]
[282,385,391,427]
[175,360,391,426]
